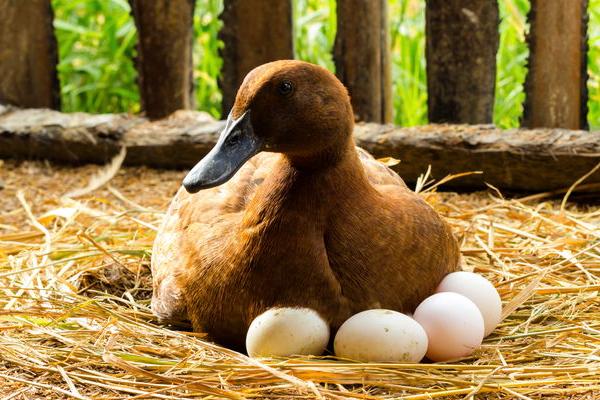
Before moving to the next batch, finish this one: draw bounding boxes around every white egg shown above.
[436,271,502,336]
[414,292,484,362]
[334,309,428,363]
[246,307,329,358]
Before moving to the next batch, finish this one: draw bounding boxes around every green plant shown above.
[293,0,336,71]
[588,0,600,129]
[52,0,139,114]
[494,0,529,129]
[193,0,223,118]
[389,0,427,126]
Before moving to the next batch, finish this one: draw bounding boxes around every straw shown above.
[0,160,598,399]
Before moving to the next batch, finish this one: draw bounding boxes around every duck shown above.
[151,60,460,351]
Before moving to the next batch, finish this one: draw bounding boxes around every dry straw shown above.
[0,159,598,399]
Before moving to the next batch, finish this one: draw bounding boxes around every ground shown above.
[0,159,598,399]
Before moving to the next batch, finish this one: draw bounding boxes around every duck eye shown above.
[278,80,294,96]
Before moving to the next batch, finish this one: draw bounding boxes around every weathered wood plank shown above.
[0,0,60,109]
[129,0,196,120]
[218,0,294,118]
[356,123,600,192]
[425,0,499,124]
[0,108,142,164]
[334,0,392,123]
[0,109,599,192]
[523,0,588,129]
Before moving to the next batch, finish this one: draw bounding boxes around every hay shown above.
[0,159,598,399]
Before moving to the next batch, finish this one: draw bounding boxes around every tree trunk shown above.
[522,0,588,129]
[218,0,294,117]
[425,0,499,124]
[0,0,60,109]
[334,0,392,123]
[129,0,195,120]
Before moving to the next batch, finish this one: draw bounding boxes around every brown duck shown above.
[151,60,460,351]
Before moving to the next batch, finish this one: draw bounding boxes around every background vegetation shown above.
[52,0,600,129]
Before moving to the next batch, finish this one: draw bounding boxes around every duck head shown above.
[183,60,354,193]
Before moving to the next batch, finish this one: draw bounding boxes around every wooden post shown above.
[129,0,195,120]
[425,0,499,124]
[0,0,60,109]
[522,0,588,130]
[218,0,294,117]
[334,0,392,123]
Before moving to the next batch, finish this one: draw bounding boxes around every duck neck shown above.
[242,135,372,227]
[284,134,355,172]
[275,135,373,205]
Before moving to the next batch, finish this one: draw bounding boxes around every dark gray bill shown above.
[182,111,261,193]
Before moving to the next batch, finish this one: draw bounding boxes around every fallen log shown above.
[0,107,599,192]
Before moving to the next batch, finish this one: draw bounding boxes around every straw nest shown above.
[0,158,598,399]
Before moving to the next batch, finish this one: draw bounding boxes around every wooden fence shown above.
[0,0,591,128]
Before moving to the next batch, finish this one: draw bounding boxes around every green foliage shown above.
[193,0,223,118]
[52,0,139,114]
[589,0,600,129]
[495,0,530,129]
[389,1,427,126]
[293,0,337,71]
[52,0,599,128]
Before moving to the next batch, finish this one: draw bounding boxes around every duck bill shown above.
[182,111,261,193]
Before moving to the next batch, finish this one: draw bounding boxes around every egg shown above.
[246,307,329,358]
[334,309,428,363]
[436,271,502,336]
[413,292,484,362]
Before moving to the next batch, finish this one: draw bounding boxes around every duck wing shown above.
[356,147,409,190]
[150,152,279,325]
